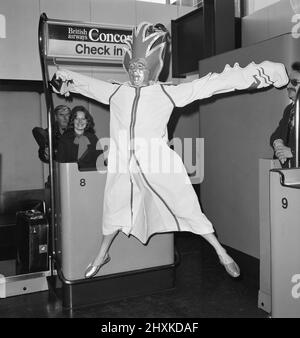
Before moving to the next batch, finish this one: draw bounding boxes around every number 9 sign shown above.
[282,197,288,209]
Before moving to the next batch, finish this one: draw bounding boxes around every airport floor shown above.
[0,232,267,318]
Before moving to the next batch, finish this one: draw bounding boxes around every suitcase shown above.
[16,205,49,274]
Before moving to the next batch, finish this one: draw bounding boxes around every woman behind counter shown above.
[56,105,102,170]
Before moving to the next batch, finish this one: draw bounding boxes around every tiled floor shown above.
[0,233,268,318]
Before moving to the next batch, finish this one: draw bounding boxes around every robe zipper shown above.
[129,87,141,229]
[128,86,181,232]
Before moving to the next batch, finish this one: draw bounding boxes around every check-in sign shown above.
[47,22,132,63]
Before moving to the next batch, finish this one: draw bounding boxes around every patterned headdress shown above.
[123,22,169,82]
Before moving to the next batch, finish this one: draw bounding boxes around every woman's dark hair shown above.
[68,105,95,134]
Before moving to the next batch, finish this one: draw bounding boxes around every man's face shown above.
[287,70,300,102]
[128,59,150,87]
[55,110,70,129]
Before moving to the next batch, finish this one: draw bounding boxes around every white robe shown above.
[57,61,287,243]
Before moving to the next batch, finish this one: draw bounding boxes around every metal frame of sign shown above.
[38,13,133,281]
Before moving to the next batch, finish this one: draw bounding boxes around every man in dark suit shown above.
[32,105,71,219]
[270,62,300,168]
[32,105,71,163]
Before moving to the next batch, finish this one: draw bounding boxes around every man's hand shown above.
[243,61,289,89]
[44,147,49,161]
[51,69,73,97]
[258,61,289,88]
[273,139,293,164]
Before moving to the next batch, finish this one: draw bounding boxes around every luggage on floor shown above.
[16,204,49,274]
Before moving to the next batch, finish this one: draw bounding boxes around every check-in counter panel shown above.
[55,162,174,281]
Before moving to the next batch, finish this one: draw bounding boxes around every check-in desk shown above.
[258,159,280,313]
[259,160,300,317]
[54,163,175,308]
[269,168,300,318]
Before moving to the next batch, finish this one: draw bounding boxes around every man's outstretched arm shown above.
[51,68,120,105]
[163,61,289,107]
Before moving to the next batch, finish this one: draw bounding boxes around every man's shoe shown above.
[218,254,240,278]
[84,254,111,279]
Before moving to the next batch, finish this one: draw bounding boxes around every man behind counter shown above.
[270,62,300,168]
[32,105,71,163]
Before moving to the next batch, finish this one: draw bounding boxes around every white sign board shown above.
[46,21,132,63]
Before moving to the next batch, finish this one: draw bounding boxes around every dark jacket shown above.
[56,130,102,170]
[32,124,64,163]
[270,103,298,168]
